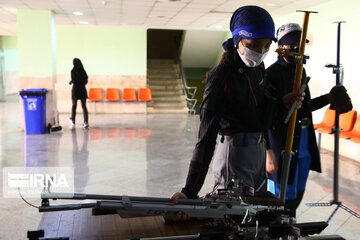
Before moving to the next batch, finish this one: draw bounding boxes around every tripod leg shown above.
[327,204,341,223]
[340,204,360,219]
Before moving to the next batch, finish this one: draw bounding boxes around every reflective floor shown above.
[0,95,359,239]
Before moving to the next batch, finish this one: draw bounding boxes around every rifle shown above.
[39,183,327,239]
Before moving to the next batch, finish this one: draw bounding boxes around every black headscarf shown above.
[72,58,88,82]
[73,58,85,71]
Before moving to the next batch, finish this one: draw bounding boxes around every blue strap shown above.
[232,23,275,40]
[242,133,248,147]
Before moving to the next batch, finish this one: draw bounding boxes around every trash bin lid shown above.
[19,88,48,96]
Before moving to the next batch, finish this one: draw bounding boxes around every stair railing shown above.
[177,57,197,114]
[175,35,197,114]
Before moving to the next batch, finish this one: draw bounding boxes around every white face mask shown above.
[237,45,268,68]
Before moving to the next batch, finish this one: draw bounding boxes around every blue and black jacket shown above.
[264,56,329,184]
[181,46,277,199]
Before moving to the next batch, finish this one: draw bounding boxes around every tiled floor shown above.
[0,95,359,239]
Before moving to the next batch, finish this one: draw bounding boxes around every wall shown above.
[181,30,229,114]
[56,26,147,114]
[181,30,227,68]
[17,9,56,91]
[2,36,19,95]
[213,31,231,68]
[263,0,360,162]
[17,9,56,126]
[2,26,147,113]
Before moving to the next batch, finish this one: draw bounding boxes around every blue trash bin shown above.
[20,88,48,134]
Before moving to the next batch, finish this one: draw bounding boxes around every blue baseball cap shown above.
[230,6,276,47]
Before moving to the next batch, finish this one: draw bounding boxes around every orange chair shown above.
[105,88,120,101]
[316,109,357,149]
[88,88,103,101]
[122,88,137,102]
[138,88,153,114]
[123,128,137,138]
[138,128,152,138]
[89,128,103,141]
[106,128,120,138]
[314,108,335,133]
[88,88,103,115]
[340,113,360,139]
[138,88,152,102]
[350,137,360,144]
[338,110,357,138]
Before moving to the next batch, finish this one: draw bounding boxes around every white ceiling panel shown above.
[0,26,16,36]
[123,1,154,7]
[214,0,255,12]
[171,15,198,20]
[94,10,121,15]
[154,1,187,8]
[0,3,28,9]
[97,20,121,26]
[0,0,330,36]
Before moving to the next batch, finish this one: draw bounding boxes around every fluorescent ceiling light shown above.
[79,21,88,24]
[215,25,223,29]
[73,11,83,16]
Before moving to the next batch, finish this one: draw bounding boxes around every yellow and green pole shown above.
[279,10,317,201]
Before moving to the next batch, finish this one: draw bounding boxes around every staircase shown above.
[147,59,188,113]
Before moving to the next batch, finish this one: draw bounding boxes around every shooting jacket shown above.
[181,47,277,199]
[264,56,329,184]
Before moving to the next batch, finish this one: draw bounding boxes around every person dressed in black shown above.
[170,6,304,221]
[69,58,89,129]
[265,23,352,217]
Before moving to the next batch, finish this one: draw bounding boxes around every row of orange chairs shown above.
[88,88,152,102]
[89,128,152,141]
[314,108,360,144]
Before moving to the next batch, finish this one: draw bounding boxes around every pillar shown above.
[17,9,57,126]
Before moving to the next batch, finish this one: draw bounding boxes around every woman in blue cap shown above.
[170,6,302,221]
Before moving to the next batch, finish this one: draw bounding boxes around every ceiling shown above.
[0,0,328,36]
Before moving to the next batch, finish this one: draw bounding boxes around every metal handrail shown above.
[177,55,197,114]
[174,34,198,114]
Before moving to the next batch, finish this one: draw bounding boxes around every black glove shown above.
[328,85,352,114]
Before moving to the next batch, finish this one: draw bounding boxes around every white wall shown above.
[181,30,227,68]
[264,0,360,161]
